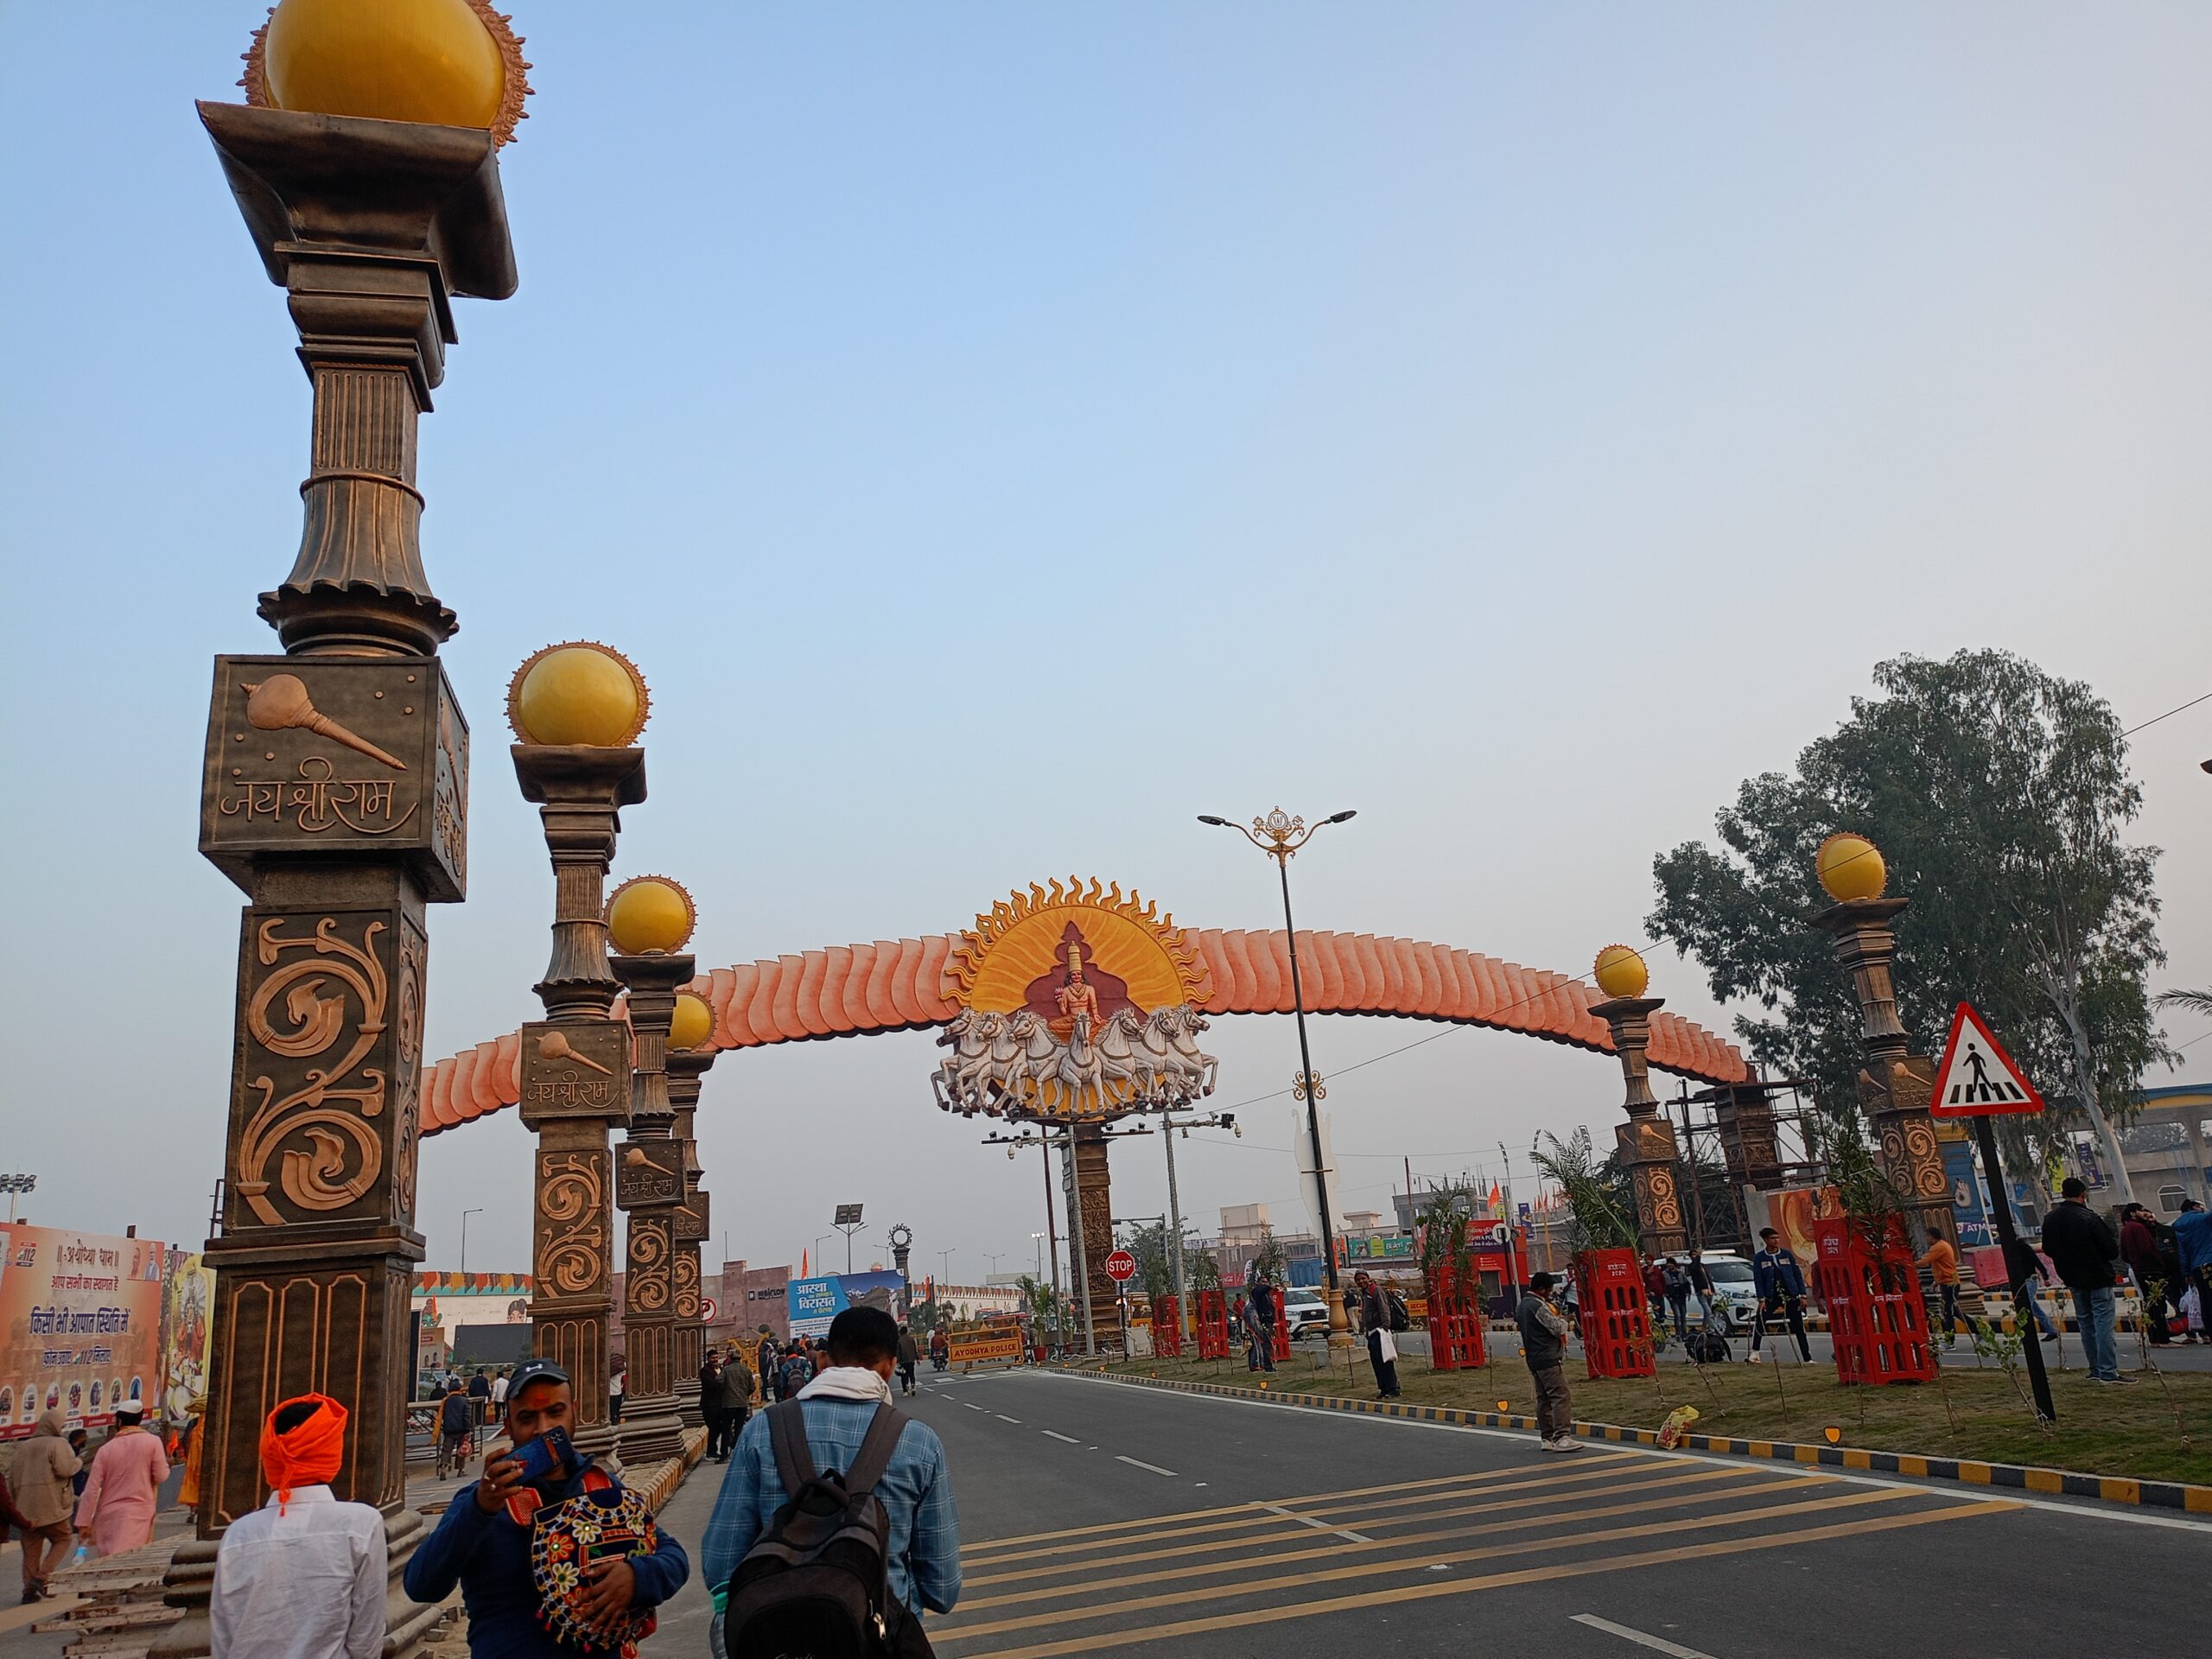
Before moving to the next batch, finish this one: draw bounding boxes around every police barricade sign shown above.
[947,1328,1027,1370]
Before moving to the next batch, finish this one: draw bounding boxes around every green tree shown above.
[1249,1228,1289,1287]
[1648,649,2166,1196]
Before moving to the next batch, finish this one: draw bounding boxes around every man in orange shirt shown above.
[1917,1234,1964,1347]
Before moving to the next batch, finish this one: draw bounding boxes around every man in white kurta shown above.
[211,1395,385,1659]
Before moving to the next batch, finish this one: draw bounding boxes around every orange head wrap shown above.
[259,1393,347,1514]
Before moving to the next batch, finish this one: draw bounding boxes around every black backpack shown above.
[1386,1288,1412,1333]
[713,1400,909,1659]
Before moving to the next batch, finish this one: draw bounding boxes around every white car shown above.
[1281,1287,1332,1340]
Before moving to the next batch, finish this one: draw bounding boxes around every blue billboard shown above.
[787,1270,906,1338]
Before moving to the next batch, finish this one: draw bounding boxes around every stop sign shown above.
[1104,1249,1138,1283]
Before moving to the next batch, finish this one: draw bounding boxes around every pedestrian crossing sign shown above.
[1929,1001,2044,1118]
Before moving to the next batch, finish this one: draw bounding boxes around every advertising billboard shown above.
[787,1271,906,1338]
[0,1225,168,1439]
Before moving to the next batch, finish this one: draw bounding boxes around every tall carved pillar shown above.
[666,1046,716,1428]
[1809,895,1955,1254]
[511,741,645,1461]
[1071,1124,1122,1353]
[166,99,517,1659]
[610,951,692,1463]
[1592,996,1689,1256]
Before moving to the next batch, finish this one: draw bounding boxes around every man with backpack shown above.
[703,1306,960,1657]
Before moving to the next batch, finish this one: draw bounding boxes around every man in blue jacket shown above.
[404,1359,689,1659]
[1749,1228,1813,1363]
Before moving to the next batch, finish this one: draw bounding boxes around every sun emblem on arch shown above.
[950,878,1210,1020]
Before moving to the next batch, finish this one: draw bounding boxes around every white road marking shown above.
[1034,1371,2212,1535]
[963,1402,985,1410]
[1260,1501,1372,1544]
[996,1415,1022,1423]
[1116,1454,1179,1477]
[1041,1430,1082,1444]
[1571,1613,1720,1657]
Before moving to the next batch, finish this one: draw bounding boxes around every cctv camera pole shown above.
[1160,1106,1189,1344]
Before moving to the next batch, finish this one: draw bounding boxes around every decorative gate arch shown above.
[423,876,1745,1351]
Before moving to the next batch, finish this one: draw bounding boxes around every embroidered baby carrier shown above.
[513,1466,660,1658]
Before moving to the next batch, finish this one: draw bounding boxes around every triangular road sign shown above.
[1929,1001,2044,1118]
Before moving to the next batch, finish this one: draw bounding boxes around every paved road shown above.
[649,1368,2207,1659]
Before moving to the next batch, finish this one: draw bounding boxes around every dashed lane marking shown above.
[1040,1431,1081,1444]
[997,1415,1022,1423]
[1572,1613,1721,1658]
[1115,1455,1179,1477]
[1259,1502,1369,1542]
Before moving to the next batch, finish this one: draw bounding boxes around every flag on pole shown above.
[1488,1182,1503,1214]
[800,1248,808,1277]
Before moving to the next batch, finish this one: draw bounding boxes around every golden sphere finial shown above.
[607,875,696,956]
[243,0,534,146]
[1815,832,1888,903]
[1592,944,1649,1001]
[670,991,715,1052]
[507,643,650,747]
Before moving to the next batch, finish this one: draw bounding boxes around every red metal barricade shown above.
[1153,1294,1184,1358]
[1427,1266,1488,1370]
[1195,1288,1231,1360]
[1812,1217,1936,1386]
[1269,1287,1291,1362]
[1573,1248,1654,1378]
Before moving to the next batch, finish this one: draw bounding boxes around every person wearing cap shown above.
[12,1409,79,1600]
[404,1358,690,1659]
[76,1402,168,1557]
[211,1395,385,1659]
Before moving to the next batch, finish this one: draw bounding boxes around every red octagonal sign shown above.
[1104,1249,1138,1283]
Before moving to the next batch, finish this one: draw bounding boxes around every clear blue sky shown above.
[3,4,2207,1281]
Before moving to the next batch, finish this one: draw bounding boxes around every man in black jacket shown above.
[2041,1178,2128,1383]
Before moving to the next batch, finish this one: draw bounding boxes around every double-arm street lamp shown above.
[1199,808,1357,1348]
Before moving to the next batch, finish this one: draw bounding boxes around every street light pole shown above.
[460,1209,484,1277]
[1201,808,1357,1350]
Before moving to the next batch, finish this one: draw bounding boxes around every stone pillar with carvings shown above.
[507,696,649,1462]
[1071,1123,1123,1353]
[1587,947,1688,1257]
[1711,1077,1787,1193]
[1808,894,1956,1254]
[607,881,696,1465]
[666,1030,717,1430]
[165,75,523,1659]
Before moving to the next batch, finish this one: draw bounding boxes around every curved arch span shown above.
[421,931,1746,1136]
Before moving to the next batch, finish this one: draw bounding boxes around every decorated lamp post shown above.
[1806,835,1958,1257]
[172,3,529,1656]
[1590,946,1689,1256]
[508,644,649,1460]
[1198,810,1357,1348]
[608,875,698,1465]
[666,991,717,1429]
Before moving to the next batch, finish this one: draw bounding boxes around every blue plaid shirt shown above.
[699,1398,961,1619]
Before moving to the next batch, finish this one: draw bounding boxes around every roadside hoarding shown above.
[788,1270,906,1338]
[0,1225,168,1438]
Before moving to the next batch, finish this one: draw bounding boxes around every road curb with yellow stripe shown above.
[1066,1369,2212,1516]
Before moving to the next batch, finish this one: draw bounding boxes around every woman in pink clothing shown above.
[75,1403,169,1557]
